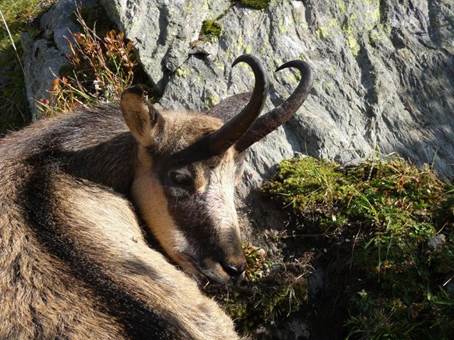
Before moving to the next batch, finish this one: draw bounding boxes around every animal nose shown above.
[221,259,246,278]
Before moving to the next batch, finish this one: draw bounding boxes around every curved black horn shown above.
[170,54,269,165]
[208,54,269,154]
[234,60,313,152]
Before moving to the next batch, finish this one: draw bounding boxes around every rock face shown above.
[25,0,454,200]
[99,0,453,189]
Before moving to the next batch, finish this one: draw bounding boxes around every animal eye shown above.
[169,171,193,187]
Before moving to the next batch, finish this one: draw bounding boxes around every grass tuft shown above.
[205,242,312,336]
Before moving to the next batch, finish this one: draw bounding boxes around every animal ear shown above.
[120,86,162,146]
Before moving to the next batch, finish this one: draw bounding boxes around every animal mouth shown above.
[178,252,231,285]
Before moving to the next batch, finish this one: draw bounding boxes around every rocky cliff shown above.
[23,0,454,201]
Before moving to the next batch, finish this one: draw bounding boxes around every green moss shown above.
[222,276,307,330]
[264,156,454,339]
[342,22,360,56]
[369,27,385,46]
[0,0,54,51]
[278,16,288,34]
[201,20,222,40]
[366,0,381,23]
[175,65,190,78]
[337,0,347,15]
[206,93,220,108]
[238,0,270,10]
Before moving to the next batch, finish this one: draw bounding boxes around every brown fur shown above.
[0,103,239,339]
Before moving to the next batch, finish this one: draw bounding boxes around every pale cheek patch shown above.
[204,157,239,236]
[132,150,192,261]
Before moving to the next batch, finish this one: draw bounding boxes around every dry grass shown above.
[38,9,140,116]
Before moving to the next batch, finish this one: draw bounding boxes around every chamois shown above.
[0,55,313,339]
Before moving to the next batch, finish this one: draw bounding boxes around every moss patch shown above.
[201,20,222,40]
[264,156,453,339]
[205,241,312,337]
[343,22,360,56]
[0,0,54,52]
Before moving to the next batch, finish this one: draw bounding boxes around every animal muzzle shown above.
[217,228,247,283]
[197,236,247,285]
[220,255,247,282]
[198,253,246,285]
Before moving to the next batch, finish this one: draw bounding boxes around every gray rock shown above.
[100,0,231,90]
[22,33,66,118]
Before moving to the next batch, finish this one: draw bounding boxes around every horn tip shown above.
[232,54,260,68]
[275,60,312,74]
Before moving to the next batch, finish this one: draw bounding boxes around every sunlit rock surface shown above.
[25,0,454,193]
[100,0,454,186]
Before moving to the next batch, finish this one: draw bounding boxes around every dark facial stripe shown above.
[168,136,214,166]
[162,183,237,263]
[19,158,178,339]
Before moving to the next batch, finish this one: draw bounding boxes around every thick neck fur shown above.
[61,131,137,195]
[1,104,137,195]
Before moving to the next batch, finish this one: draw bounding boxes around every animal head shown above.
[120,55,313,284]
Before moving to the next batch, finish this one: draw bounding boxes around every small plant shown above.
[39,8,147,116]
[243,243,268,282]
[205,242,312,336]
[201,20,222,40]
